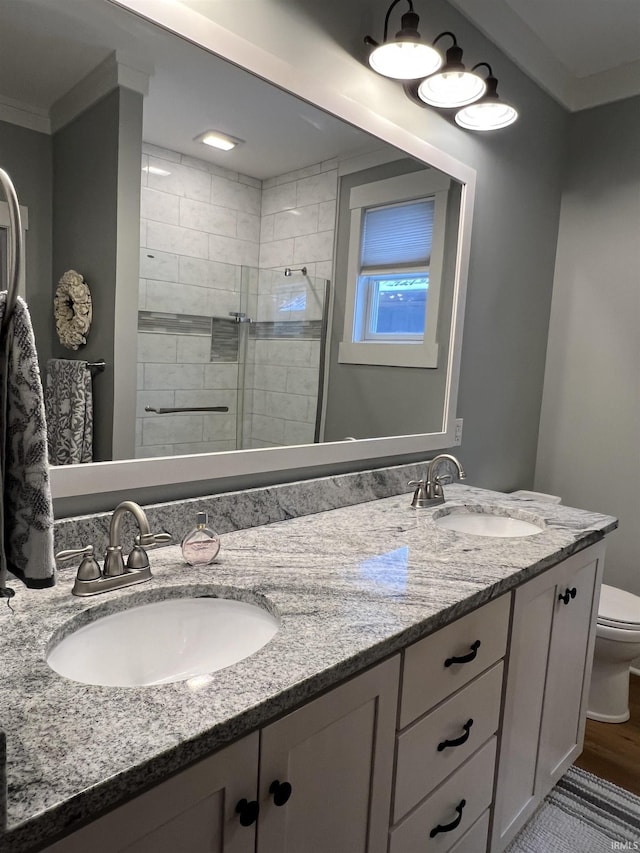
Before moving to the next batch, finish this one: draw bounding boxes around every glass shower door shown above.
[238,266,329,450]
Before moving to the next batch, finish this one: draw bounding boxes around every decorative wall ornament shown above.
[54,269,92,350]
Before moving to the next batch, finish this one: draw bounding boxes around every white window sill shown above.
[338,341,439,368]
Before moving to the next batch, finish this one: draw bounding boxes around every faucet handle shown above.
[136,530,172,549]
[126,531,171,571]
[56,545,102,581]
[408,480,430,508]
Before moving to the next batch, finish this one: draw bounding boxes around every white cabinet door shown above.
[43,733,259,853]
[257,656,400,853]
[536,547,602,788]
[491,541,604,853]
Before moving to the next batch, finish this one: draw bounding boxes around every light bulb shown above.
[418,70,486,108]
[455,100,518,131]
[369,41,442,80]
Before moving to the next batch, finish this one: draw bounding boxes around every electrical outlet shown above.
[454,418,463,445]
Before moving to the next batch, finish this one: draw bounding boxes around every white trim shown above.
[447,0,640,111]
[340,171,449,369]
[0,95,50,135]
[50,51,151,134]
[338,340,439,369]
[50,0,476,504]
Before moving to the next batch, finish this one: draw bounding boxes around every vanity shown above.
[0,478,616,853]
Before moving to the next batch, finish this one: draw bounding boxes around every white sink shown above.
[433,507,544,538]
[46,596,279,687]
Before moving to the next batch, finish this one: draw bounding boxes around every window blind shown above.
[360,198,435,268]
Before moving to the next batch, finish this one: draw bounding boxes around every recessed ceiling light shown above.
[194,130,244,151]
[142,165,171,177]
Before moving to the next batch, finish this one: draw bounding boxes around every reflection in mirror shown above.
[1,0,474,503]
[2,0,464,459]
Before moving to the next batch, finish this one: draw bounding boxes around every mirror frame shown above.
[49,0,476,502]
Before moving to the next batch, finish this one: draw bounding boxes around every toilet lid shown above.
[598,584,640,628]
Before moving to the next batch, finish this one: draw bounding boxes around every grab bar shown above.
[144,406,229,414]
[0,168,23,332]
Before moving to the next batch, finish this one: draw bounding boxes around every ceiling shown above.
[0,0,379,180]
[448,0,640,110]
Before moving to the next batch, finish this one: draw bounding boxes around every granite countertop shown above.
[0,484,617,851]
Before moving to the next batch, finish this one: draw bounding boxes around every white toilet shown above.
[587,583,640,723]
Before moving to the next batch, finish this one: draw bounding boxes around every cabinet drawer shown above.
[389,737,496,853]
[394,662,503,821]
[400,595,510,727]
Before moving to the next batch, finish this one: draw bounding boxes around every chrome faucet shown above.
[409,454,466,508]
[56,501,171,596]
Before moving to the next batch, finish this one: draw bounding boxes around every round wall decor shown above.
[54,269,92,350]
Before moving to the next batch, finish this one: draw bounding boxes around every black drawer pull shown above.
[269,779,292,806]
[437,719,474,751]
[235,798,259,827]
[445,640,481,668]
[558,587,577,605]
[430,799,466,838]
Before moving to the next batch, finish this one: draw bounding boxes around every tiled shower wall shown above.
[136,143,337,457]
[246,160,338,447]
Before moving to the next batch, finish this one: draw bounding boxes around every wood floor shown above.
[575,673,640,795]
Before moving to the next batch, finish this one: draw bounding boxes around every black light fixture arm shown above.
[471,62,493,77]
[365,0,418,46]
[470,62,500,96]
[383,0,415,40]
[432,31,457,48]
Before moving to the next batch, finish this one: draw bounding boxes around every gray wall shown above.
[536,95,640,594]
[53,87,143,462]
[0,119,53,365]
[324,159,460,440]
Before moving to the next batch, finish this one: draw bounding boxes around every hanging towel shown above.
[0,294,55,588]
[45,359,93,465]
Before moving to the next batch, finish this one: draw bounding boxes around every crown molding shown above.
[50,50,151,133]
[0,95,51,134]
[448,0,640,111]
[570,59,640,111]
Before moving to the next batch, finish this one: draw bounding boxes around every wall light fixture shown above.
[364,5,518,131]
[364,0,442,80]
[454,64,519,131]
[417,32,486,108]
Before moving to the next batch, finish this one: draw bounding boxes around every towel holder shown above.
[0,168,23,332]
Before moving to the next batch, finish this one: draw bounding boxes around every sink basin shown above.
[46,596,279,687]
[433,507,545,538]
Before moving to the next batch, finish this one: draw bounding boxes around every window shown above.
[339,170,450,368]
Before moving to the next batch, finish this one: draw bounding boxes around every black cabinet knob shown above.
[269,779,293,806]
[235,798,259,827]
[558,587,577,605]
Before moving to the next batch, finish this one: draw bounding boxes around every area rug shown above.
[506,766,640,851]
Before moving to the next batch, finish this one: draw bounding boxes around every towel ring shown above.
[54,270,93,350]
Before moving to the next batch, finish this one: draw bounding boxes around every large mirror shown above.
[0,0,475,507]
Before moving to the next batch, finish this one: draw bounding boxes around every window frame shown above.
[339,170,450,368]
